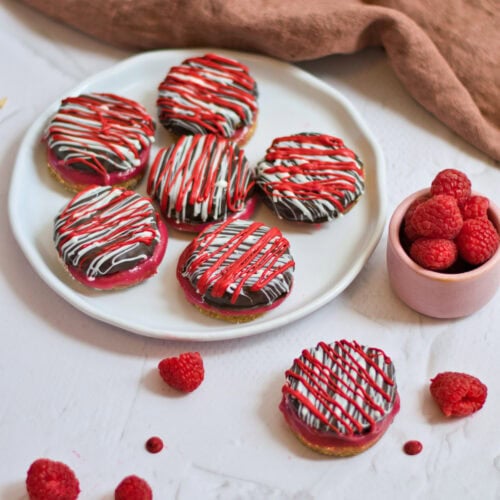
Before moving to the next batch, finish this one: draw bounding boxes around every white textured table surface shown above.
[1,1,499,499]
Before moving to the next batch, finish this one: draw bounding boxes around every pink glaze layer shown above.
[176,243,291,317]
[167,194,259,233]
[67,217,168,290]
[47,145,151,187]
[279,392,400,453]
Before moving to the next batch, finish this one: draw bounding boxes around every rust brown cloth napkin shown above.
[21,0,500,161]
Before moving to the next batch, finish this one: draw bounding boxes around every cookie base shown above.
[48,162,143,193]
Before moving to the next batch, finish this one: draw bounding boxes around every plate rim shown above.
[8,48,387,341]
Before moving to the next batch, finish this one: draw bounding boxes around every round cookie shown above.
[256,132,365,223]
[147,134,257,232]
[45,93,155,192]
[54,185,167,290]
[157,53,258,146]
[280,339,400,456]
[177,219,295,322]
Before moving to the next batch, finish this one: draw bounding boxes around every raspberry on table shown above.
[409,238,457,271]
[115,475,152,500]
[461,195,489,220]
[410,194,463,239]
[26,458,80,500]
[158,352,204,393]
[455,218,499,265]
[430,168,472,206]
[430,372,487,417]
[403,440,423,455]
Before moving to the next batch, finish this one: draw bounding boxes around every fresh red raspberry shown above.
[430,372,487,417]
[409,238,457,271]
[455,218,499,265]
[410,195,463,239]
[26,458,80,500]
[115,475,152,500]
[430,169,471,206]
[158,352,204,392]
[403,194,430,241]
[460,195,489,220]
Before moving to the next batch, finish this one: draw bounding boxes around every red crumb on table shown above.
[26,458,80,500]
[403,440,423,455]
[145,436,164,454]
[158,352,204,393]
[115,475,152,500]
[430,372,487,417]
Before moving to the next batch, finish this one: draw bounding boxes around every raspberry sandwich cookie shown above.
[54,186,167,290]
[177,219,295,322]
[157,53,258,146]
[147,134,257,232]
[44,93,155,192]
[256,133,365,223]
[280,339,400,456]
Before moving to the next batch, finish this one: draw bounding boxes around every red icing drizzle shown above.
[184,220,294,304]
[55,187,159,275]
[46,93,155,180]
[157,53,257,138]
[147,135,254,219]
[282,340,395,436]
[259,133,364,210]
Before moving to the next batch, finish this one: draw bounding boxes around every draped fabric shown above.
[21,0,500,161]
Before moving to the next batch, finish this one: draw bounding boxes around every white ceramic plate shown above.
[8,49,386,341]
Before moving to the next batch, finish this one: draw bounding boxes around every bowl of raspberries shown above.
[387,169,500,318]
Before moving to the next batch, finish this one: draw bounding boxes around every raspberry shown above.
[158,352,204,392]
[26,458,80,500]
[409,238,457,271]
[430,372,487,417]
[455,218,499,265]
[410,195,463,239]
[461,195,489,220]
[115,475,152,500]
[403,194,430,241]
[430,169,471,206]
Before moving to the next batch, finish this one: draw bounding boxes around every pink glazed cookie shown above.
[157,53,258,146]
[45,93,155,192]
[280,339,400,456]
[147,134,257,232]
[177,219,295,322]
[54,186,167,290]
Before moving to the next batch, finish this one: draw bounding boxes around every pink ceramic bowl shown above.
[387,189,500,319]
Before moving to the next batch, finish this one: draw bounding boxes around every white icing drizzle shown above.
[45,93,155,173]
[157,53,258,138]
[54,186,161,278]
[147,134,254,224]
[256,132,365,222]
[285,340,397,435]
[181,219,294,307]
